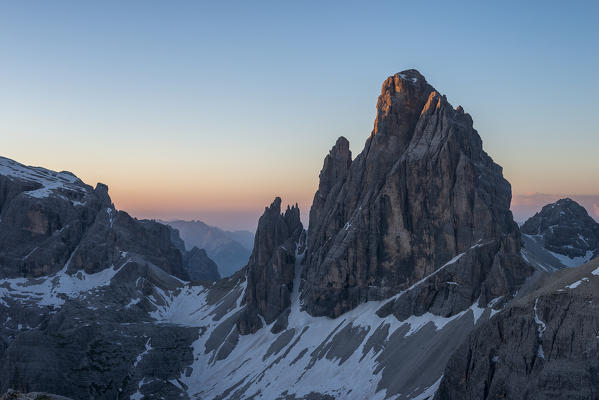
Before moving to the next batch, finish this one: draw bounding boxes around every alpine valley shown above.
[2,70,598,400]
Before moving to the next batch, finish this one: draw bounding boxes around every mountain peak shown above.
[238,197,304,334]
[522,198,599,263]
[333,135,350,150]
[395,68,426,83]
[556,197,576,206]
[374,71,434,137]
[267,196,282,213]
[303,69,528,318]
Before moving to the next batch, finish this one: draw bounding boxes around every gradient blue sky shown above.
[1,1,598,230]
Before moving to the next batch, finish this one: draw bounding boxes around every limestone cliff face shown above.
[308,136,352,232]
[0,157,189,280]
[435,258,599,400]
[302,69,531,318]
[238,198,303,334]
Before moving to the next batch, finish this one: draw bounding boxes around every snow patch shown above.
[398,73,418,83]
[533,297,546,359]
[410,375,443,400]
[0,156,86,199]
[548,250,594,268]
[174,243,488,399]
[23,247,39,260]
[107,208,114,227]
[565,277,589,289]
[0,253,131,308]
[133,338,152,368]
[149,280,246,326]
[125,297,141,308]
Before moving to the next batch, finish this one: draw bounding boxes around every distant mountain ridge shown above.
[164,219,253,277]
[167,225,220,281]
[521,198,599,270]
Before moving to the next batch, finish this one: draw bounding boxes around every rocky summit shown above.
[521,198,599,270]
[237,198,303,334]
[1,70,597,400]
[302,69,530,319]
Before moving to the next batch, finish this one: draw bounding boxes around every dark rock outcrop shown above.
[0,159,103,278]
[167,225,220,281]
[522,198,599,259]
[302,69,531,318]
[183,246,221,281]
[0,256,202,399]
[436,257,599,400]
[238,198,303,334]
[68,212,189,279]
[0,156,189,280]
[308,136,352,231]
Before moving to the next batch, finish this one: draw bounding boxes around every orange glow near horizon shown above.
[27,151,320,231]
[4,147,598,231]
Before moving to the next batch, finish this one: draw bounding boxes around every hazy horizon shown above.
[5,151,599,232]
[2,1,598,231]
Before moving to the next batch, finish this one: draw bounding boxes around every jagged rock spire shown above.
[238,197,303,335]
[302,69,531,318]
[308,136,352,239]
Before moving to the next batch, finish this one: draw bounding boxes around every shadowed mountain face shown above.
[183,247,220,281]
[237,198,304,334]
[165,220,253,277]
[196,69,534,398]
[301,69,530,319]
[0,156,214,399]
[436,256,599,400]
[0,157,188,281]
[167,226,220,281]
[520,198,599,270]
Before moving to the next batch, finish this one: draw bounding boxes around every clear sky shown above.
[1,1,598,230]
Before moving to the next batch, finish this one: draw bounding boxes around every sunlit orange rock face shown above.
[301,69,532,318]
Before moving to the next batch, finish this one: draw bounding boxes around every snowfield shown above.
[0,254,131,308]
[0,156,88,200]
[0,237,502,399]
[141,247,495,400]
